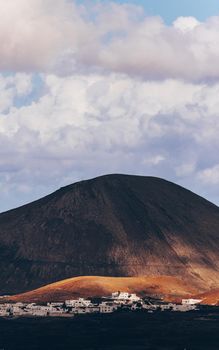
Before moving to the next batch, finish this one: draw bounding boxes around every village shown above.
[0,292,202,318]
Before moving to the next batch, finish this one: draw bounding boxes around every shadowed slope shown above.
[5,275,198,303]
[0,174,219,294]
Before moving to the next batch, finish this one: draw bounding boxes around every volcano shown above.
[0,174,219,295]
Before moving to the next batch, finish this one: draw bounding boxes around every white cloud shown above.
[198,165,219,185]
[13,74,33,96]
[1,0,219,81]
[175,162,197,177]
[173,16,200,32]
[0,72,219,210]
[1,1,219,209]
[0,74,205,151]
[142,155,165,166]
[0,0,95,71]
[0,73,33,113]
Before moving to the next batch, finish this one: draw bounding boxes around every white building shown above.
[160,304,174,311]
[65,298,91,308]
[172,304,197,312]
[9,305,25,316]
[0,305,9,316]
[111,292,140,302]
[142,303,158,311]
[31,309,48,317]
[85,306,99,314]
[99,302,117,313]
[182,299,202,305]
[47,302,63,307]
[70,307,87,314]
[48,307,66,315]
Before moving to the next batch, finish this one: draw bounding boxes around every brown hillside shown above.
[5,275,198,303]
[194,289,219,305]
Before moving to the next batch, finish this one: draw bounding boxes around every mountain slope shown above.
[0,174,219,294]
[5,275,197,303]
[194,289,219,305]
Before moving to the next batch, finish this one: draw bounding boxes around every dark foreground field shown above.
[1,308,219,350]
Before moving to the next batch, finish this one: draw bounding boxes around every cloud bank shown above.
[0,0,219,211]
[1,72,219,210]
[1,0,219,80]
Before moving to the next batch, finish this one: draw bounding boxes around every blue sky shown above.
[132,0,219,22]
[78,0,219,23]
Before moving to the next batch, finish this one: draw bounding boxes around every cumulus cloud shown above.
[0,72,219,210]
[0,73,32,113]
[198,165,219,185]
[0,0,95,71]
[173,16,200,32]
[1,0,219,80]
[1,1,219,210]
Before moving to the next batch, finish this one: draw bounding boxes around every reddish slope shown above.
[5,275,198,303]
[195,289,219,305]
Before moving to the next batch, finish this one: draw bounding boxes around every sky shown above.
[87,0,219,23]
[1,0,219,212]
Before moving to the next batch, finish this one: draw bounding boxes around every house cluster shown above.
[0,292,202,318]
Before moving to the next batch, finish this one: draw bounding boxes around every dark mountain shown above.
[0,174,219,294]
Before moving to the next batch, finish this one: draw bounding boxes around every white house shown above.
[111,291,140,302]
[65,298,91,308]
[0,305,9,316]
[47,302,63,307]
[181,299,202,305]
[85,306,100,314]
[31,309,48,317]
[9,305,25,316]
[99,302,117,313]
